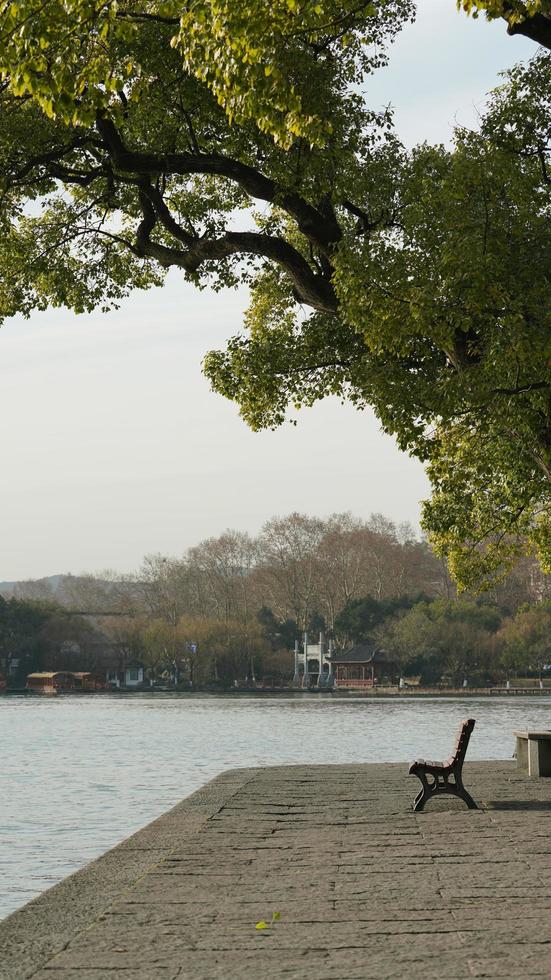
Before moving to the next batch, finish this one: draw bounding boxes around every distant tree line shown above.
[375,597,551,688]
[0,596,100,686]
[3,512,551,688]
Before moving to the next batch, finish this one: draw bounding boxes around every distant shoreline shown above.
[3,686,551,699]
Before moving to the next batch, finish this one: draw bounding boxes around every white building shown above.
[106,664,145,688]
[293,633,333,688]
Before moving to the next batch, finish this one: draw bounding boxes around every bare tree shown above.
[187,531,258,622]
[255,513,326,630]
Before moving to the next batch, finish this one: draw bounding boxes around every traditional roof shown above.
[330,644,396,665]
[27,672,70,679]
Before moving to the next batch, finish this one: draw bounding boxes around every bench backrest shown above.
[447,718,476,767]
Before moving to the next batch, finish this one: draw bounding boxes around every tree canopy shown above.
[380,596,503,685]
[0,1,550,590]
[498,600,551,677]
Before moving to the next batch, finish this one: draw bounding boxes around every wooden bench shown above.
[513,730,551,777]
[408,718,478,812]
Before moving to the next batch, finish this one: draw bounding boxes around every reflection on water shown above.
[1,693,550,919]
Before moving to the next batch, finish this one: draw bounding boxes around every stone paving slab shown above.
[3,762,551,978]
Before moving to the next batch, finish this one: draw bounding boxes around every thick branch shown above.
[507,11,551,49]
[136,188,157,252]
[96,116,342,254]
[138,179,196,246]
[47,164,106,186]
[148,234,337,312]
[135,191,337,312]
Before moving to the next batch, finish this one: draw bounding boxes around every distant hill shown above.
[0,574,140,613]
[0,574,66,597]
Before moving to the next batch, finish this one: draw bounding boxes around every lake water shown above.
[1,692,550,921]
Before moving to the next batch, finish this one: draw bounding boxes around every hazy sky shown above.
[0,2,533,580]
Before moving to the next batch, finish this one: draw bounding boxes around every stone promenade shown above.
[2,761,551,979]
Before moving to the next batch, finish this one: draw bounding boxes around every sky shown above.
[0,1,534,580]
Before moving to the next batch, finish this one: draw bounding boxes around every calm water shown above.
[1,693,550,920]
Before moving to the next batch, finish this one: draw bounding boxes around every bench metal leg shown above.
[410,770,478,812]
[455,781,478,810]
[412,775,429,812]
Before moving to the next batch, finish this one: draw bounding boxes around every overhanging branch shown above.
[96,116,343,255]
[507,11,551,49]
[135,218,338,313]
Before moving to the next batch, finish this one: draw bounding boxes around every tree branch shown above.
[116,9,180,24]
[493,381,550,396]
[134,188,337,312]
[537,146,551,185]
[343,199,384,234]
[138,178,196,247]
[96,116,343,255]
[7,137,89,186]
[46,163,106,186]
[507,11,551,49]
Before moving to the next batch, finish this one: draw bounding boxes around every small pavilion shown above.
[331,644,398,689]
